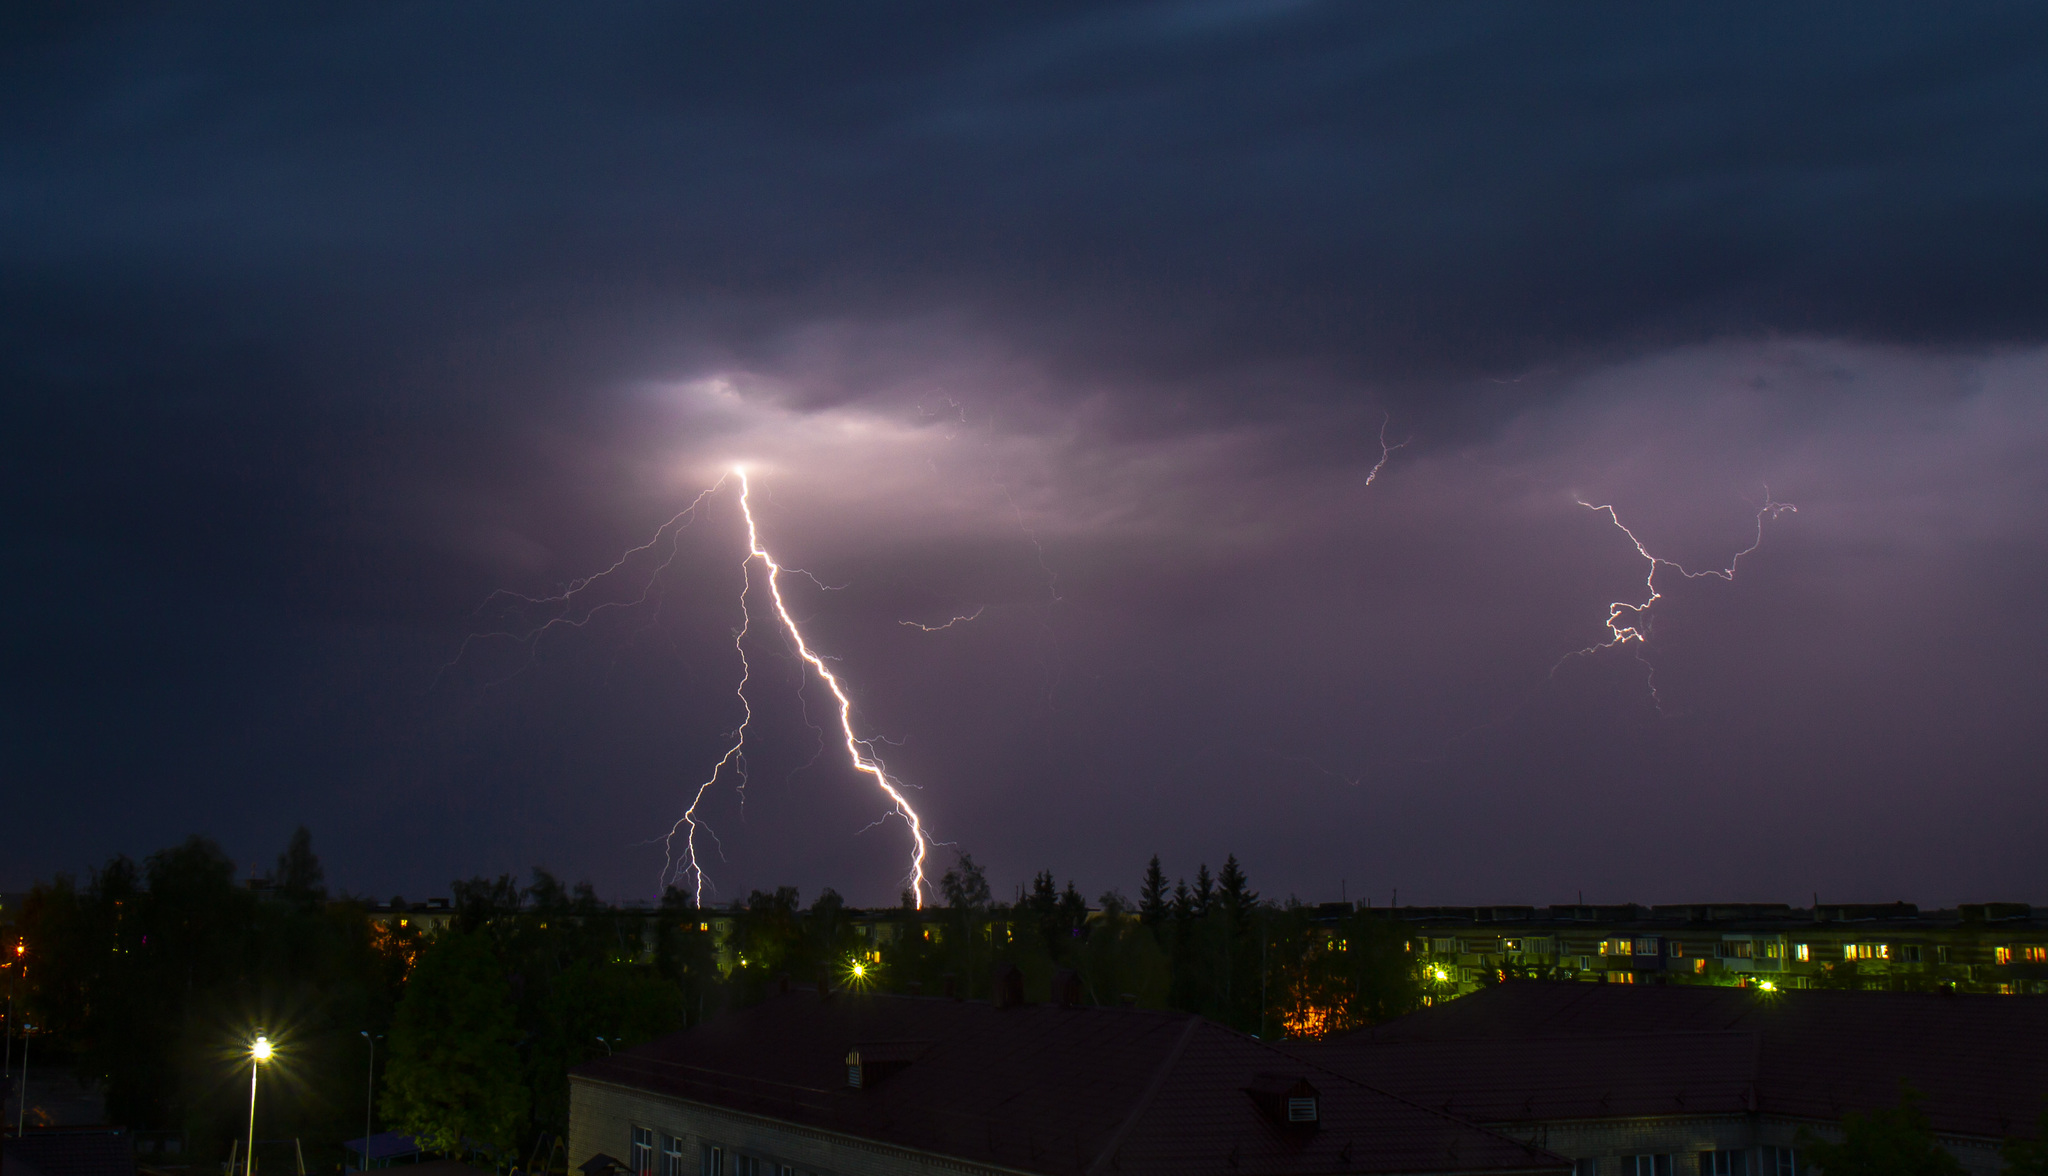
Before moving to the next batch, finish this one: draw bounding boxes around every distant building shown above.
[1353,901,2048,996]
[567,976,1572,1176]
[1295,980,2048,1176]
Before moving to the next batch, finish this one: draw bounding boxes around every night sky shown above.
[7,3,2047,908]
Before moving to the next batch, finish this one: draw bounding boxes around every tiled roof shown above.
[574,991,1567,1176]
[1303,982,2048,1141]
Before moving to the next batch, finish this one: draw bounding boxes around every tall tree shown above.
[1138,856,1169,926]
[382,931,527,1157]
[274,827,326,907]
[1217,855,1257,919]
[1192,864,1215,918]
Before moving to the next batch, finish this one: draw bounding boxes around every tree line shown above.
[6,834,1420,1172]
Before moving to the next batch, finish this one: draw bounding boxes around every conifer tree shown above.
[1192,863,1215,917]
[1139,856,1170,925]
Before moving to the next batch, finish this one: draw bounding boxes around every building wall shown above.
[568,1077,1022,1176]
[1489,1114,2003,1176]
[1396,909,2048,998]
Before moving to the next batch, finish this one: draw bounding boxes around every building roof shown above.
[1,1132,137,1176]
[1300,982,2048,1142]
[572,989,1567,1176]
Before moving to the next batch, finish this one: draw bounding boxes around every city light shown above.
[251,1035,273,1062]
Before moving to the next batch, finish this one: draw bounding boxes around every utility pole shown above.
[16,1022,30,1136]
[359,1032,380,1173]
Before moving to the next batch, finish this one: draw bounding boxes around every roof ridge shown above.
[1082,1015,1200,1176]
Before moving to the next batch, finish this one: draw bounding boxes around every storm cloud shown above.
[4,3,2046,906]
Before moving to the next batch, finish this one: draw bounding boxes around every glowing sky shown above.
[6,4,2047,906]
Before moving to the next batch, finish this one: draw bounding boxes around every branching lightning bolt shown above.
[663,468,934,907]
[1364,412,1410,487]
[1555,490,1797,703]
[901,606,985,632]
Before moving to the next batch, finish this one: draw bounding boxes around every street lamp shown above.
[246,1035,273,1176]
[592,1036,615,1057]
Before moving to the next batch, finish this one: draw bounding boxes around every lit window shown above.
[2025,947,2048,963]
[1997,946,2014,965]
[1763,941,1784,959]
[1794,943,1810,962]
[1844,943,1888,961]
[1502,938,1522,953]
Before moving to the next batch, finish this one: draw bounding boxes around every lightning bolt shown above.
[663,468,935,907]
[1557,490,1797,702]
[1364,411,1410,487]
[900,606,986,632]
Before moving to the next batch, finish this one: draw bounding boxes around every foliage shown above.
[2002,1109,2048,1176]
[1800,1087,1967,1176]
[382,931,527,1156]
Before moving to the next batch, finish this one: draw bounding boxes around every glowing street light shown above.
[245,1035,273,1176]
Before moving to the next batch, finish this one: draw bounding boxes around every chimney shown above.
[992,963,1025,1009]
[942,973,959,1000]
[1052,969,1083,1008]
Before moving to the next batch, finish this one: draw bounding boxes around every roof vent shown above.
[993,963,1025,1009]
[1245,1074,1319,1131]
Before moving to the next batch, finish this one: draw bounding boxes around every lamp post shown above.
[592,1036,614,1057]
[246,1035,273,1176]
[358,1032,381,1173]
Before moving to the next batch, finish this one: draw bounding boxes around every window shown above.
[1794,943,1810,962]
[1669,941,1684,958]
[1623,1156,1672,1176]
[1634,937,1660,957]
[660,1137,685,1176]
[1601,938,1634,956]
[1502,938,1522,953]
[1763,941,1784,959]
[1996,946,2013,965]
[732,1158,759,1176]
[1702,1150,1749,1176]
[1431,937,1458,954]
[1899,945,1922,963]
[1573,1161,1599,1176]
[1720,940,1755,959]
[2025,946,2048,963]
[700,1146,722,1176]
[631,1129,655,1176]
[1936,946,1950,964]
[1844,943,1888,961]
[1759,1146,1798,1175]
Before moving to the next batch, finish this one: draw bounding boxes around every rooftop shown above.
[573,988,1568,1176]
[1296,981,2048,1141]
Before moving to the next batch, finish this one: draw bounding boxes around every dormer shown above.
[1245,1073,1319,1130]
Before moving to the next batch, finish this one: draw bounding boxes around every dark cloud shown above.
[4,4,2046,904]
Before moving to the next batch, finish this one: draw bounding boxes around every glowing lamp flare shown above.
[251,1036,273,1062]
